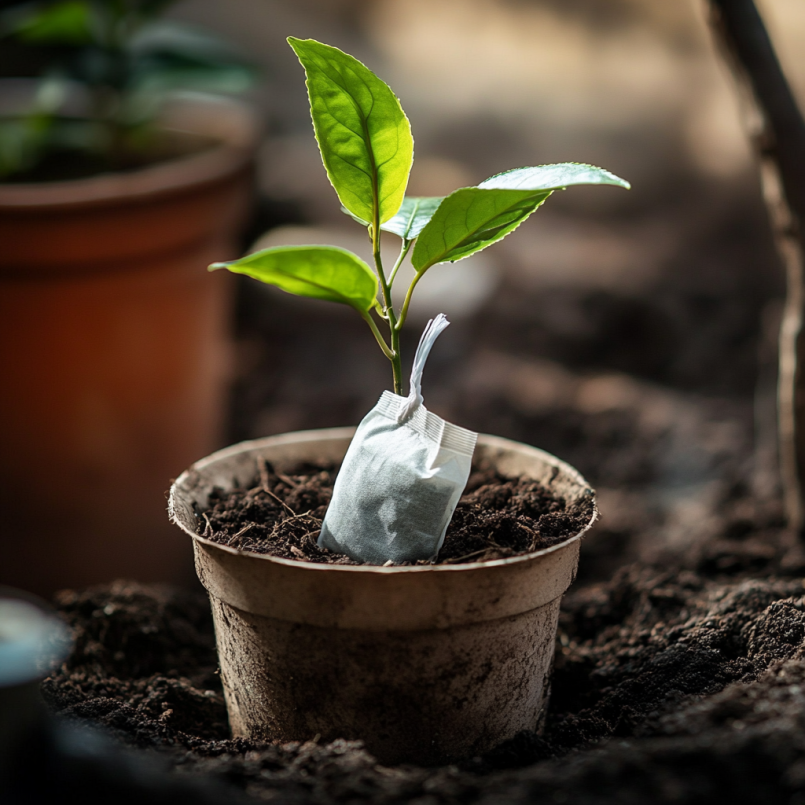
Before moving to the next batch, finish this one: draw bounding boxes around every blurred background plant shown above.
[0,0,256,181]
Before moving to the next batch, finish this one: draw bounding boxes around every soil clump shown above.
[199,461,592,565]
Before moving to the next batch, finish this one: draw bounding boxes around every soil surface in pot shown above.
[197,461,593,565]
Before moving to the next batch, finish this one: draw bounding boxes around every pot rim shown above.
[170,427,598,575]
[0,95,258,210]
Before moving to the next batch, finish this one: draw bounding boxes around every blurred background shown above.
[1,0,804,593]
[179,0,804,580]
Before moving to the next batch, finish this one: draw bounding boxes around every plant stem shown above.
[388,239,413,287]
[371,217,403,394]
[389,326,402,395]
[396,270,424,333]
[361,311,394,361]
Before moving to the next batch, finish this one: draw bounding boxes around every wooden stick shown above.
[704,0,805,533]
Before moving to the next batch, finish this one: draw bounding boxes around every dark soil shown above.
[43,558,805,804]
[199,460,593,565]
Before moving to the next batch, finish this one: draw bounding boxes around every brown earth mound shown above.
[41,547,805,804]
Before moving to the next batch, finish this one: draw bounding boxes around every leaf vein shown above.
[329,150,373,179]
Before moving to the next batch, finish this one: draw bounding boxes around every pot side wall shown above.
[211,595,561,766]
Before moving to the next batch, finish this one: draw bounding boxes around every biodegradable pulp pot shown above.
[0,97,257,596]
[169,427,597,766]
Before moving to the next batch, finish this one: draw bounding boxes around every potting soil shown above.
[197,460,591,565]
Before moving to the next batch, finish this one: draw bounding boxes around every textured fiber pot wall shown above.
[0,99,257,596]
[170,428,597,765]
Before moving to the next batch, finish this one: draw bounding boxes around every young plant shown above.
[212,38,630,395]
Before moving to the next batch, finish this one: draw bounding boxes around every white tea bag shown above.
[319,315,477,564]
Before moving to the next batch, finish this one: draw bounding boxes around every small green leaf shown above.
[379,196,444,239]
[211,246,378,313]
[342,195,444,240]
[478,162,630,191]
[288,37,413,226]
[412,162,630,271]
[412,188,551,272]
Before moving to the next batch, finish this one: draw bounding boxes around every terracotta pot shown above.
[0,97,258,596]
[169,428,597,766]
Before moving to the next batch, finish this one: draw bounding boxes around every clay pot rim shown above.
[0,95,259,211]
[171,427,598,575]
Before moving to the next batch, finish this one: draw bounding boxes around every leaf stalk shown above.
[396,270,424,333]
[388,239,412,287]
[361,311,395,361]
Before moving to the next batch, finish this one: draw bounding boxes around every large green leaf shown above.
[210,246,378,313]
[343,195,444,240]
[412,188,551,272]
[288,37,413,226]
[478,162,630,191]
[412,162,630,271]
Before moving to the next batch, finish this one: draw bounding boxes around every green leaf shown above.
[210,246,378,313]
[4,1,93,45]
[412,188,551,272]
[342,195,444,240]
[288,37,413,226]
[478,162,630,191]
[378,196,444,239]
[412,162,630,271]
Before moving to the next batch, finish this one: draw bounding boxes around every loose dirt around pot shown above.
[43,559,805,804]
[198,461,592,565]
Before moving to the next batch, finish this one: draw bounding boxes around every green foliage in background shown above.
[212,38,630,395]
[0,0,256,180]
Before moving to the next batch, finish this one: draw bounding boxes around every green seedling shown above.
[212,38,630,395]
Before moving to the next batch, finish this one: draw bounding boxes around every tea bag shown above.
[319,314,477,564]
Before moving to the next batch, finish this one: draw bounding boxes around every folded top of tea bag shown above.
[318,315,478,564]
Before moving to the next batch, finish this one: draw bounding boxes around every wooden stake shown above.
[704,0,805,533]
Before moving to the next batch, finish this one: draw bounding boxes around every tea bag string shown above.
[396,313,450,423]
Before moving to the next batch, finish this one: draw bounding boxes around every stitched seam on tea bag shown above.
[413,405,444,444]
[376,391,476,457]
[441,421,478,457]
[376,390,404,420]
